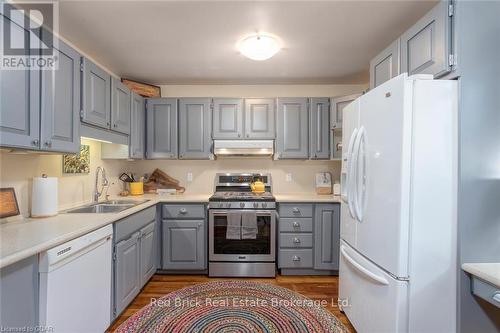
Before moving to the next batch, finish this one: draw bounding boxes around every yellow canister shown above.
[129,182,144,195]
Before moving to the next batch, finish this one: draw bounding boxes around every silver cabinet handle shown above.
[179,208,187,214]
[237,133,241,138]
[293,237,301,244]
[44,141,52,147]
[32,139,39,146]
[292,207,300,213]
[292,221,300,228]
[292,255,301,262]
[336,143,342,151]
[107,122,111,127]
[493,293,500,304]
[197,222,202,229]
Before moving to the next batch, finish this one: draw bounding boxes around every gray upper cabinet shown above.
[330,94,361,160]
[276,98,308,159]
[178,98,212,159]
[129,92,145,159]
[309,98,330,159]
[162,220,206,270]
[111,78,131,135]
[114,232,141,316]
[400,1,451,78]
[81,58,111,129]
[244,98,275,139]
[0,15,40,150]
[370,39,400,89]
[212,98,243,139]
[314,204,340,271]
[40,38,81,153]
[146,98,178,159]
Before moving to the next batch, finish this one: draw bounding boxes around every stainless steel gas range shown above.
[208,173,276,277]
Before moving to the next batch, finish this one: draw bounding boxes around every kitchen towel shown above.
[241,211,258,239]
[31,175,58,217]
[226,211,241,240]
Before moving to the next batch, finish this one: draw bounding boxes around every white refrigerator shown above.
[339,73,458,333]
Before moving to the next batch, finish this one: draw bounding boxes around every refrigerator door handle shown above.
[350,127,363,221]
[340,245,389,285]
[346,128,359,217]
[354,127,366,221]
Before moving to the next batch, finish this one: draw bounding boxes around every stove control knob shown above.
[218,203,223,208]
[253,202,258,208]
[226,203,232,208]
[262,203,267,208]
[240,202,245,208]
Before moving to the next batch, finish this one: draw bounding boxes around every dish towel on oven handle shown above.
[226,211,242,239]
[241,211,258,239]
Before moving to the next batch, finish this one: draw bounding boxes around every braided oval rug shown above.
[115,280,348,333]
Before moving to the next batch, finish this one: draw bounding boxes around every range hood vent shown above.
[214,140,274,157]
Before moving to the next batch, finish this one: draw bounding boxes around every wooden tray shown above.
[0,188,20,218]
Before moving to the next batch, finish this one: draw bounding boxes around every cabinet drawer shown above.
[279,204,313,217]
[279,234,313,248]
[279,218,313,233]
[279,249,313,268]
[162,204,205,219]
[114,206,156,242]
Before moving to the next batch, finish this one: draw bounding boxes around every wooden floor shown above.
[108,274,354,332]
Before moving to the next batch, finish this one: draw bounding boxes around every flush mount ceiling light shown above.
[237,34,281,61]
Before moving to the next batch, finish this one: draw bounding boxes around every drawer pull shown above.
[292,222,300,228]
[292,255,301,262]
[292,207,300,213]
[293,237,301,244]
[179,208,188,214]
[493,293,500,304]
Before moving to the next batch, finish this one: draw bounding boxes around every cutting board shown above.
[0,188,20,218]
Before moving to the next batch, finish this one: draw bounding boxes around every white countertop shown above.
[462,263,500,288]
[0,192,341,269]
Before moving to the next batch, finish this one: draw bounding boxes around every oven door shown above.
[209,209,276,262]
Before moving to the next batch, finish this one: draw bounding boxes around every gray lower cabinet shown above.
[111,78,131,135]
[0,14,40,150]
[276,98,309,159]
[146,98,178,159]
[309,98,330,159]
[0,256,38,328]
[314,204,340,270]
[40,38,81,153]
[114,232,141,316]
[330,94,361,160]
[113,207,157,318]
[212,98,244,139]
[81,58,111,129]
[178,98,212,159]
[369,39,400,89]
[162,220,206,270]
[400,0,452,78]
[244,98,276,139]
[129,92,145,159]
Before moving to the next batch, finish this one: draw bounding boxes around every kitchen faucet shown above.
[93,166,109,203]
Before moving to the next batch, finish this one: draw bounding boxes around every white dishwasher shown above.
[39,225,113,333]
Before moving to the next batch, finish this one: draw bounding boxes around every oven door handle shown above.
[210,210,274,216]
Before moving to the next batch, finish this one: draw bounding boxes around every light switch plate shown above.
[286,173,292,182]
[187,172,193,182]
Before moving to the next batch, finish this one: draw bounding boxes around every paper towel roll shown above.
[31,175,58,217]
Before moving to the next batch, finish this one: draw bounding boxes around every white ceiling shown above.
[59,0,437,85]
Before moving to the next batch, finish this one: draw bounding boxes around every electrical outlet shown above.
[286,173,292,182]
[187,172,193,182]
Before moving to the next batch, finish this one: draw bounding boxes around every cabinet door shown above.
[370,39,400,89]
[400,1,451,77]
[309,98,330,159]
[40,38,80,153]
[178,98,212,159]
[0,15,40,150]
[162,220,206,270]
[111,78,131,134]
[114,232,140,316]
[314,204,340,270]
[244,98,275,139]
[276,98,308,159]
[212,98,243,139]
[129,92,145,159]
[330,94,361,160]
[146,98,178,159]
[139,221,156,287]
[81,58,111,128]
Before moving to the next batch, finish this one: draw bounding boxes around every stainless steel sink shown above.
[66,200,149,214]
